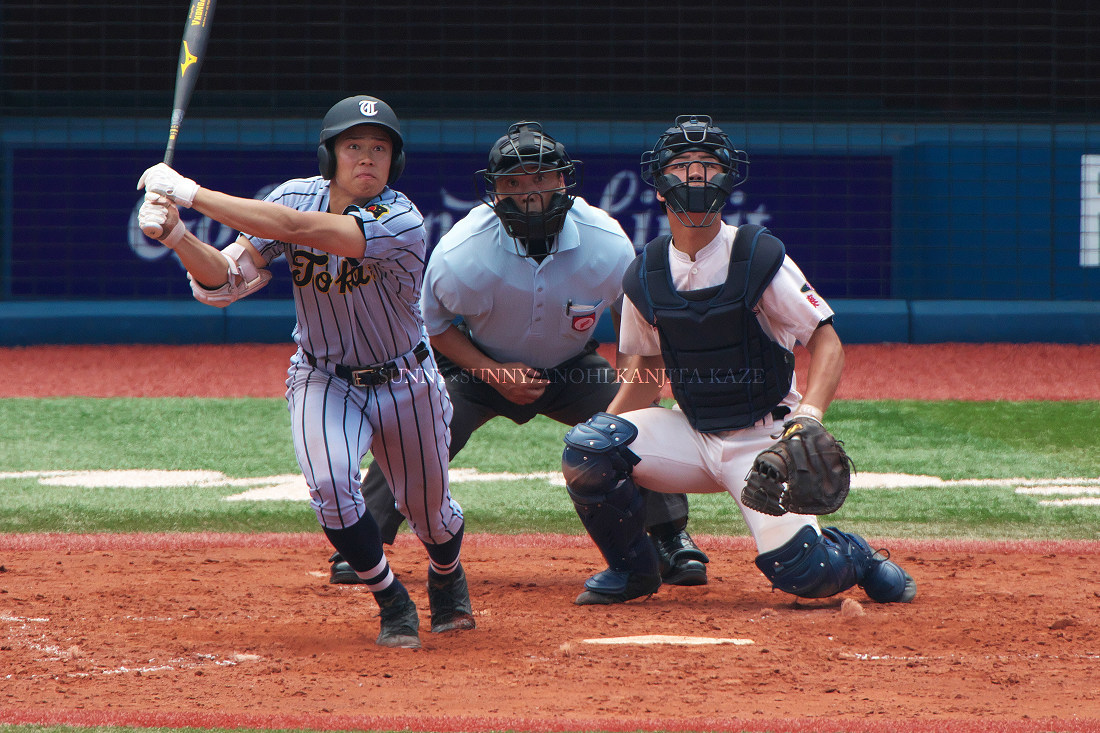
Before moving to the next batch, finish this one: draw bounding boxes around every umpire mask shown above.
[476,121,581,257]
[640,115,749,228]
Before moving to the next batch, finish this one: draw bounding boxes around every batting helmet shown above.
[640,115,748,226]
[476,122,581,252]
[316,95,406,183]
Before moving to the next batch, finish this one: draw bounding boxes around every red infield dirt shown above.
[2,342,1100,733]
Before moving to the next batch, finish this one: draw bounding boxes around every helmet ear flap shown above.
[388,149,406,183]
[317,142,335,179]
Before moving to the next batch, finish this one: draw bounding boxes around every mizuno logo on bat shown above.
[180,41,198,76]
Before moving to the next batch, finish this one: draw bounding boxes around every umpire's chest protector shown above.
[623,224,795,432]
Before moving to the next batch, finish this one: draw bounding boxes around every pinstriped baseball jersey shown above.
[247,176,428,366]
[242,175,462,542]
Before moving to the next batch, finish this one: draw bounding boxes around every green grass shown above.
[0,397,1097,539]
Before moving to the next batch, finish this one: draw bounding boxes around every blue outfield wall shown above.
[1,117,1098,344]
[2,299,1098,346]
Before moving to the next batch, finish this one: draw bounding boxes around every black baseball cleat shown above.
[328,552,366,584]
[427,564,476,633]
[376,591,421,649]
[650,527,710,586]
[574,568,662,605]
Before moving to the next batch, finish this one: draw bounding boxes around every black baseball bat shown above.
[142,0,216,238]
[164,0,216,166]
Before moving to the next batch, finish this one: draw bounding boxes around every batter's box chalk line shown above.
[581,635,754,646]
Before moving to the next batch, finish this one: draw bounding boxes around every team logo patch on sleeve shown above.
[363,203,389,219]
[801,281,822,307]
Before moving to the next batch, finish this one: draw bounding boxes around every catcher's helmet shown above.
[317,95,405,183]
[476,121,581,254]
[640,115,748,227]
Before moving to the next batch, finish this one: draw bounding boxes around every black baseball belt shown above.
[303,341,431,387]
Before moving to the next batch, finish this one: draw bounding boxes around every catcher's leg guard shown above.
[563,413,661,604]
[754,525,916,603]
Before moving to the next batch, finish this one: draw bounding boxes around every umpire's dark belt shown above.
[303,341,430,387]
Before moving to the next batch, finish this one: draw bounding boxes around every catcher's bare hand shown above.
[742,416,853,516]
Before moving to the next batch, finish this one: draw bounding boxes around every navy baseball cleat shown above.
[427,564,476,633]
[376,590,421,649]
[328,552,366,585]
[650,527,709,586]
[574,568,662,605]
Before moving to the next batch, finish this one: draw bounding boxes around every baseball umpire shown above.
[560,115,917,606]
[136,95,473,649]
[330,121,711,588]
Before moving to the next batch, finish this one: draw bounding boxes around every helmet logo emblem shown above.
[358,100,378,117]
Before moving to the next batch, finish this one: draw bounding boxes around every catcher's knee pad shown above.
[562,412,640,501]
[562,413,655,575]
[755,525,916,603]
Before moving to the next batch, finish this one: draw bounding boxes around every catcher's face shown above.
[661,150,724,186]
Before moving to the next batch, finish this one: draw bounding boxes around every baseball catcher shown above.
[742,415,853,516]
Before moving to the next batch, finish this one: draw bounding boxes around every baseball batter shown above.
[136,95,473,649]
[331,121,710,589]
[561,115,917,606]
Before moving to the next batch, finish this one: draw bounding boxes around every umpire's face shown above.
[332,124,394,201]
[493,168,566,213]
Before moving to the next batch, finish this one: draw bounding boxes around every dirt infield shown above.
[2,343,1100,732]
[4,342,1100,400]
[1,532,1099,733]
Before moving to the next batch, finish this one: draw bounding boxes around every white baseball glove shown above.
[137,163,200,208]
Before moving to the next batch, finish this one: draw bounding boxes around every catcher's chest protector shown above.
[623,224,794,432]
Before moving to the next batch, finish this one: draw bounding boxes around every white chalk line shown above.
[840,651,1100,663]
[0,612,263,681]
[582,634,753,646]
[1,469,1097,506]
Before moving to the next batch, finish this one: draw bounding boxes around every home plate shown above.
[582,634,753,646]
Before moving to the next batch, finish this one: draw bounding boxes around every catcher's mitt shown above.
[741,417,853,516]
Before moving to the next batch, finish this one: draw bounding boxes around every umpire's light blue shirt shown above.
[422,197,636,369]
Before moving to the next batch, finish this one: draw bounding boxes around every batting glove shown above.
[138,192,186,246]
[137,162,200,208]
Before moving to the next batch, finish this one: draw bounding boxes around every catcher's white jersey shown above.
[619,222,835,412]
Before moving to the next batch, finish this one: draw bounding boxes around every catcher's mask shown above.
[476,121,581,257]
[640,114,749,228]
[317,95,406,183]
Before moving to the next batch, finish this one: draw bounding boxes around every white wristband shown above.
[791,403,825,423]
[161,219,187,248]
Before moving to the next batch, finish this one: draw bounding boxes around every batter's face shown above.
[332,125,393,201]
[492,169,566,213]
